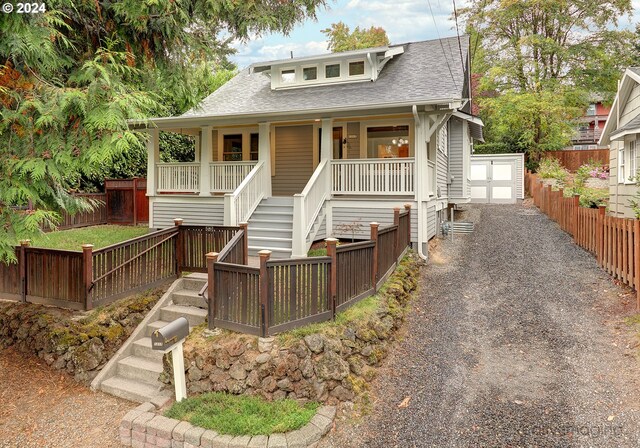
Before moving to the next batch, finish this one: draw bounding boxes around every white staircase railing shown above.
[292,159,330,257]
[224,161,267,226]
[210,161,257,193]
[331,158,415,195]
[157,163,200,193]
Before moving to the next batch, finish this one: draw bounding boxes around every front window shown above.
[250,133,259,161]
[349,61,365,76]
[281,69,295,84]
[367,126,410,158]
[619,146,625,184]
[303,67,317,81]
[629,140,637,183]
[223,134,243,161]
[325,64,340,78]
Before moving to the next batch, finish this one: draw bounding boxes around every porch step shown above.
[255,204,294,213]
[250,211,294,220]
[160,304,207,327]
[248,227,293,238]
[101,376,168,403]
[247,236,292,245]
[262,197,294,205]
[181,275,207,291]
[248,245,293,258]
[117,355,163,385]
[249,219,294,230]
[172,289,207,309]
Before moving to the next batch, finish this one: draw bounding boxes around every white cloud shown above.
[232,40,330,68]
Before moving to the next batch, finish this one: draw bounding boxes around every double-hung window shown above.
[629,140,637,183]
[619,146,626,184]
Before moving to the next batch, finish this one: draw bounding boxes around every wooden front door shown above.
[272,125,314,196]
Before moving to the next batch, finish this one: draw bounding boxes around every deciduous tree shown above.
[322,22,389,52]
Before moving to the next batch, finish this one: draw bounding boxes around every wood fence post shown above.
[174,218,183,278]
[370,222,379,292]
[239,222,249,266]
[635,220,640,310]
[545,185,551,215]
[258,250,271,337]
[598,206,606,266]
[82,244,94,311]
[393,207,400,259]
[325,238,338,320]
[19,240,30,303]
[404,203,412,250]
[132,177,138,226]
[206,252,218,330]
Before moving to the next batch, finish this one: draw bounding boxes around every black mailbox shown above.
[151,317,189,351]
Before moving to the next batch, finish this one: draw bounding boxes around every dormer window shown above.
[281,69,296,84]
[349,61,365,76]
[303,67,317,81]
[325,64,341,79]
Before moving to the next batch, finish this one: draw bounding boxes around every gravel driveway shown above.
[321,203,640,448]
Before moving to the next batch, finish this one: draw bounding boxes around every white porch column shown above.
[199,126,212,196]
[320,118,333,161]
[258,122,272,197]
[146,128,159,196]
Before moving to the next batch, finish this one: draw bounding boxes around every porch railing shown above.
[157,163,200,193]
[331,158,415,195]
[224,161,267,226]
[210,161,257,193]
[292,159,330,256]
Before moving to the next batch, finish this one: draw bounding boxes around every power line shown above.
[427,0,459,93]
[452,0,467,73]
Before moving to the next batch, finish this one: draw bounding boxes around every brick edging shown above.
[120,402,336,448]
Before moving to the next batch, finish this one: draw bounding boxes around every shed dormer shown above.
[253,45,405,90]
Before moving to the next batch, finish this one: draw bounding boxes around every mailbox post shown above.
[151,317,189,402]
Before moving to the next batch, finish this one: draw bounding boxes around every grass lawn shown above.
[165,392,319,436]
[31,225,149,251]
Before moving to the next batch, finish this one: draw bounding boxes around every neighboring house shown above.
[599,68,640,218]
[131,36,483,259]
[570,97,610,151]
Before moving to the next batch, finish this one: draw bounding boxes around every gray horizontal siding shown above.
[427,204,437,239]
[436,126,448,198]
[153,201,224,227]
[347,122,360,159]
[331,206,418,243]
[448,118,464,198]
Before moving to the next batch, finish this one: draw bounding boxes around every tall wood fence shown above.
[0,222,242,310]
[54,193,108,230]
[543,149,609,172]
[526,171,640,306]
[206,205,412,337]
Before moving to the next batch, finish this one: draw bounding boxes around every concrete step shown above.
[172,289,207,309]
[181,276,207,292]
[248,246,293,259]
[117,355,163,385]
[248,219,293,229]
[132,337,164,361]
[101,375,166,403]
[146,320,170,337]
[247,227,293,238]
[160,304,207,327]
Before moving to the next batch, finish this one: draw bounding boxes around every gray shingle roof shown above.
[183,36,469,118]
[612,114,640,137]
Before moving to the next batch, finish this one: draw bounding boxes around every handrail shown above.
[217,229,245,262]
[224,161,266,226]
[292,159,330,256]
[92,227,178,254]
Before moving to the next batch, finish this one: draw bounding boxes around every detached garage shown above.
[470,154,524,204]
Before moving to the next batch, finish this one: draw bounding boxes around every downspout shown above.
[413,105,428,261]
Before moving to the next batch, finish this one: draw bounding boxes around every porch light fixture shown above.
[392,138,408,147]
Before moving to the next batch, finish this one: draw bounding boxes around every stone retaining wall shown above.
[162,254,420,405]
[120,402,336,448]
[0,289,163,383]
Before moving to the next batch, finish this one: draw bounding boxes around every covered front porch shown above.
[143,109,450,257]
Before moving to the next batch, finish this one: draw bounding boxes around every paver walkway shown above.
[321,203,640,448]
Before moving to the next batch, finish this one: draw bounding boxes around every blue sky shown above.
[230,0,640,68]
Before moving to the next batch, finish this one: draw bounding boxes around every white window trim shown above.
[360,119,414,159]
[619,145,626,185]
[347,59,367,78]
[301,64,319,82]
[627,139,637,184]
[279,67,297,85]
[324,62,341,80]
[216,126,259,162]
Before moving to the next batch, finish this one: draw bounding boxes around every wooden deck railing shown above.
[209,162,257,193]
[157,163,200,193]
[526,170,640,307]
[331,158,415,195]
[206,204,412,336]
[0,223,243,310]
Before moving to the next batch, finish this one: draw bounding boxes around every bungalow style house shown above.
[132,36,483,259]
[599,68,640,218]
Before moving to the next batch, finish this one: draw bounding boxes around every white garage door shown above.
[470,156,521,204]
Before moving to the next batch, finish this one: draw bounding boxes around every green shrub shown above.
[579,188,608,208]
[537,158,569,183]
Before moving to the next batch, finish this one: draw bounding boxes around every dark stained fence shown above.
[90,227,179,308]
[376,225,398,288]
[216,224,248,265]
[210,262,261,335]
[25,248,85,309]
[397,209,410,259]
[57,193,108,230]
[0,260,20,300]
[267,257,332,334]
[179,225,241,272]
[335,241,375,312]
[105,178,149,225]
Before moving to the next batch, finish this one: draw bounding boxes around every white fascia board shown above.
[452,111,484,127]
[610,128,640,141]
[600,69,640,145]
